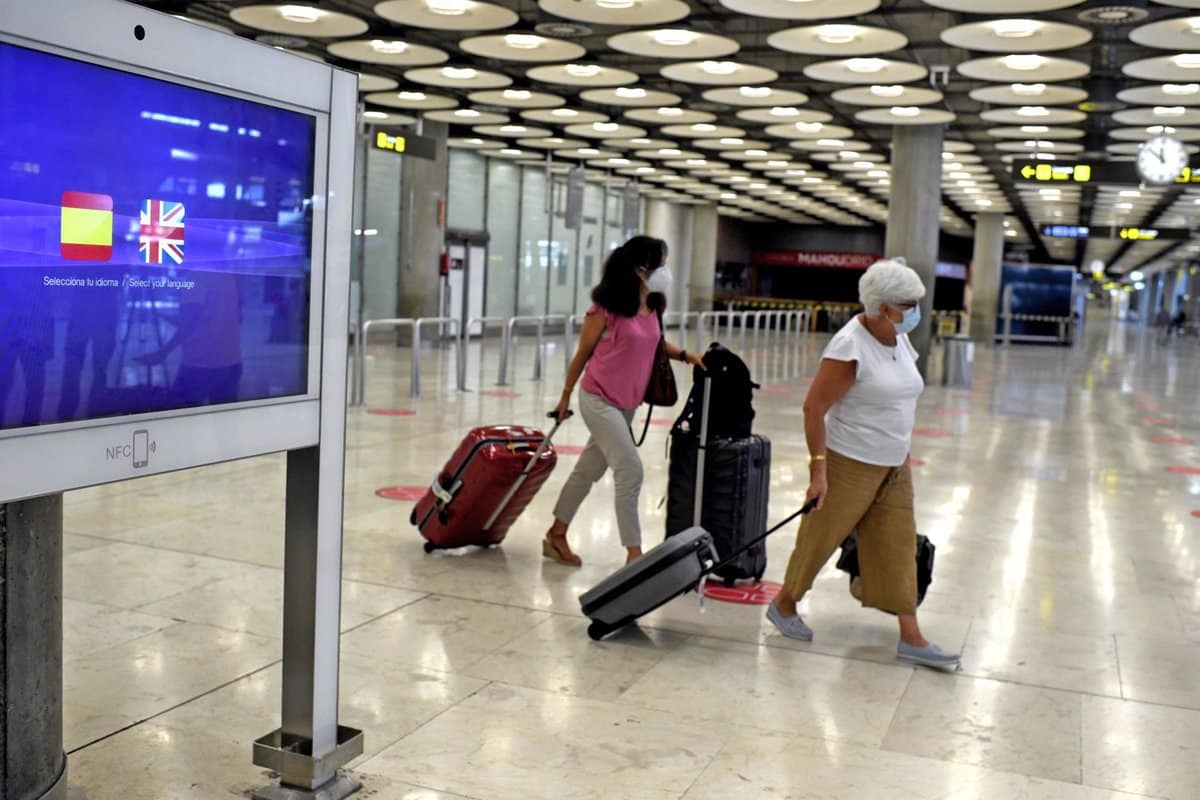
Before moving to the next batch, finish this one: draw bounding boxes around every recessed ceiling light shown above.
[949,171,972,179]
[442,66,478,80]
[658,106,685,117]
[593,122,620,132]
[853,160,874,168]
[1022,139,1054,147]
[597,0,635,8]
[579,147,600,156]
[890,106,921,117]
[427,0,472,14]
[701,61,739,75]
[795,121,824,133]
[1020,125,1050,133]
[467,137,483,144]
[500,124,527,133]
[816,25,862,45]
[1163,83,1200,95]
[1011,83,1046,96]
[846,58,887,74]
[396,91,427,101]
[630,137,651,144]
[1175,54,1200,69]
[721,137,744,145]
[279,5,325,23]
[616,87,647,99]
[692,123,717,132]
[363,111,389,119]
[500,148,521,155]
[869,85,905,97]
[608,158,630,166]
[802,177,822,184]
[989,19,1042,39]
[370,39,409,54]
[767,160,789,167]
[1017,105,1050,117]
[817,138,844,147]
[505,34,544,50]
[651,29,699,47]
[1155,106,1187,116]
[1002,55,1045,71]
[566,64,602,77]
[454,109,481,118]
[1148,125,1177,134]
[867,169,888,177]
[769,107,800,117]
[739,86,772,98]
[745,149,768,156]
[659,148,682,156]
[551,108,578,118]
[503,89,533,100]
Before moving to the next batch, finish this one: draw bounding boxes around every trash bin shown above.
[941,335,974,388]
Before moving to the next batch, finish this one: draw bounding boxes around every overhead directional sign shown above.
[1041,224,1192,240]
[1014,160,1200,185]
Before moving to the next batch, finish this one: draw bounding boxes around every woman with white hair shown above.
[767,258,960,669]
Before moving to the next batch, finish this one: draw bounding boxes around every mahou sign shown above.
[753,250,880,269]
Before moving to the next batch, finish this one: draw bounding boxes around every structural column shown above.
[688,204,719,312]
[968,212,1005,345]
[0,495,67,800]
[644,198,694,312]
[885,124,945,368]
[397,120,449,327]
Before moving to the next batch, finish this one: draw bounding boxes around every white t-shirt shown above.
[822,317,924,467]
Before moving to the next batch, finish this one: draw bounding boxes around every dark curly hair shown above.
[591,235,669,318]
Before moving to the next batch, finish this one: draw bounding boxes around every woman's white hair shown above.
[859,257,926,315]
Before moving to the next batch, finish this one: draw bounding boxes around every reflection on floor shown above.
[61,320,1200,799]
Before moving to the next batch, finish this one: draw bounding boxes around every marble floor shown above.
[59,318,1200,799]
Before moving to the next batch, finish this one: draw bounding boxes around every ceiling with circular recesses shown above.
[160,0,1200,269]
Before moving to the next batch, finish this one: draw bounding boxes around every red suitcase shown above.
[411,418,564,552]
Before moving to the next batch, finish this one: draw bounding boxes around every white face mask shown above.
[644,266,673,296]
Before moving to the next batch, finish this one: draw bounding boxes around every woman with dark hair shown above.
[544,235,705,566]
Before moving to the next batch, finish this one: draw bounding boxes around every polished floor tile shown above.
[1082,694,1200,799]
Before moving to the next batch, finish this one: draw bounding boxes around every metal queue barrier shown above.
[353,307,817,407]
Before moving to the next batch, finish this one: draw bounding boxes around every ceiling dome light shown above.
[396,91,427,101]
[817,138,845,147]
[720,137,744,145]
[1020,125,1050,133]
[608,158,631,166]
[745,148,768,156]
[890,106,921,117]
[816,25,862,45]
[795,121,824,133]
[551,108,579,117]
[1148,125,1177,134]
[370,40,409,54]
[989,19,1042,39]
[1163,83,1200,95]
[1016,105,1049,116]
[1002,55,1045,71]
[691,123,718,132]
[442,66,478,80]
[503,89,533,100]
[500,124,528,133]
[616,87,647,99]
[454,109,481,118]
[658,106,685,116]
[1175,54,1200,69]
[1011,83,1046,96]
[362,110,389,119]
[652,29,698,47]
[566,64,602,77]
[279,5,326,23]
[702,61,739,75]
[500,148,521,155]
[869,84,905,97]
[659,148,682,156]
[1155,106,1187,116]
[593,122,620,132]
[427,0,472,14]
[579,147,600,156]
[505,34,544,50]
[846,58,887,73]
[769,106,800,117]
[739,86,773,98]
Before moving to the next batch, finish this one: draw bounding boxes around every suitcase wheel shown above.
[423,541,439,554]
[587,621,613,641]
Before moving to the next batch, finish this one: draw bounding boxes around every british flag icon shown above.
[139,199,185,265]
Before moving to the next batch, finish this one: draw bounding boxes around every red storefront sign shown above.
[752,250,881,269]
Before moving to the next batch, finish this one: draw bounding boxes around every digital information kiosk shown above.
[0,1,361,797]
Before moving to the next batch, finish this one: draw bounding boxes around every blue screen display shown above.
[0,42,316,431]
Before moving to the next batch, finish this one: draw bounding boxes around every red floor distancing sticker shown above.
[376,486,426,501]
[556,445,585,455]
[1166,466,1200,476]
[908,457,925,467]
[368,408,415,417]
[703,580,782,605]
[1134,403,1160,412]
[913,427,953,438]
[484,390,521,398]
[1153,435,1195,445]
[1192,510,1200,519]
[1144,417,1177,426]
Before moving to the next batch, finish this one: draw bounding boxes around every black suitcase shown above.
[667,362,771,585]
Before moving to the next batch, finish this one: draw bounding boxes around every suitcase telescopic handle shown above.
[692,375,713,529]
[479,412,572,533]
[706,499,819,578]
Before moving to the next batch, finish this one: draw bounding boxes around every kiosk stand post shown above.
[0,495,68,800]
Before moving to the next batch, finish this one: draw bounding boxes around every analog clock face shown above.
[1137,135,1189,185]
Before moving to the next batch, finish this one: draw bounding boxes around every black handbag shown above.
[633,310,678,447]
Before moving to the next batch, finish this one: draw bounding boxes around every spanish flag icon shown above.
[60,190,113,261]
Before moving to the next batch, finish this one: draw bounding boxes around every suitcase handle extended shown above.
[706,499,818,579]
[480,412,571,533]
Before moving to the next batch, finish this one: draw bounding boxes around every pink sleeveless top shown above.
[580,303,661,410]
